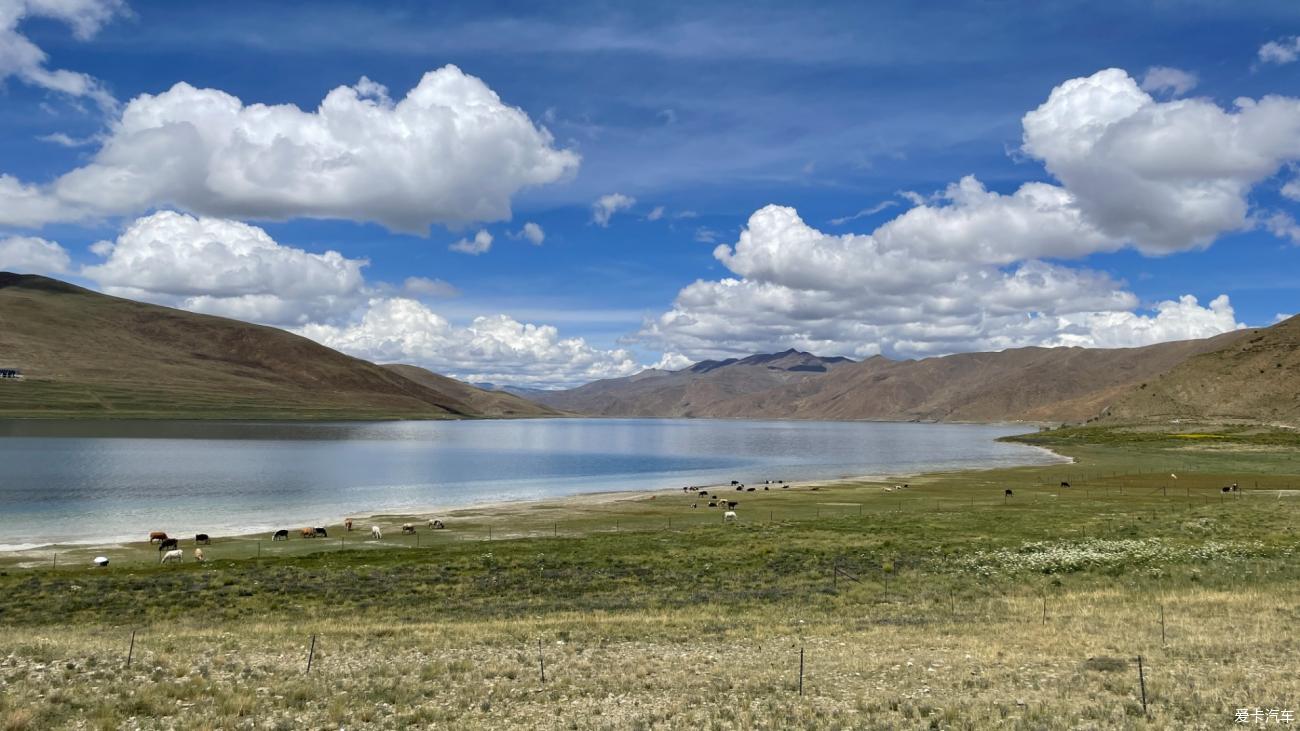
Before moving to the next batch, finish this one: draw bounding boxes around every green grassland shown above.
[3,428,1299,729]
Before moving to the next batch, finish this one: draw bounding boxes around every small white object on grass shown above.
[92,556,109,567]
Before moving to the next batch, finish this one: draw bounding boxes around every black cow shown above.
[157,537,179,551]
[727,500,738,509]
[1060,481,1071,488]
[1004,489,1014,497]
[194,533,210,545]
[1222,486,1232,493]
[272,529,289,541]
[314,527,328,537]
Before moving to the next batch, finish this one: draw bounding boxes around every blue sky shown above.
[2,1,1300,385]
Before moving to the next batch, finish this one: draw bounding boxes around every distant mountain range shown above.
[0,273,559,420]
[4,272,1295,426]
[533,322,1297,426]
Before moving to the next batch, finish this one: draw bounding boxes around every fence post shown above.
[1160,605,1166,645]
[125,629,136,668]
[306,634,316,674]
[257,540,261,558]
[539,639,545,683]
[1136,655,1148,717]
[1042,594,1047,624]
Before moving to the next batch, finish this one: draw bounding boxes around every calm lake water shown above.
[0,418,1063,549]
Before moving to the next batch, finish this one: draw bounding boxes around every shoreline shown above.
[0,443,1071,557]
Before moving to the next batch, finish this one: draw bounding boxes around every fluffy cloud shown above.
[69,211,636,386]
[646,206,666,221]
[1259,36,1300,65]
[1021,68,1300,253]
[1139,66,1197,96]
[638,204,1242,361]
[651,352,694,371]
[591,193,635,226]
[1,65,579,233]
[297,298,642,387]
[0,234,71,275]
[512,221,545,245]
[82,211,368,325]
[1052,295,1243,349]
[0,0,122,110]
[449,229,493,255]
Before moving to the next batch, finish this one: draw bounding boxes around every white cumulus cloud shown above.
[1,65,579,233]
[1021,68,1300,253]
[591,193,635,226]
[297,298,643,387]
[0,234,71,275]
[514,221,545,245]
[81,211,368,325]
[637,202,1243,362]
[403,276,459,298]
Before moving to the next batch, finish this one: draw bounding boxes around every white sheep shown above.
[723,510,738,523]
[160,549,183,564]
[370,525,382,539]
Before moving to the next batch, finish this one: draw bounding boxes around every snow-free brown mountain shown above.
[0,273,552,419]
[531,349,855,417]
[1100,315,1300,425]
[535,330,1263,424]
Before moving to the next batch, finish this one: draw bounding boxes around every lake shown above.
[0,418,1064,549]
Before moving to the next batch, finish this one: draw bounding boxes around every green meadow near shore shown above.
[3,427,1300,730]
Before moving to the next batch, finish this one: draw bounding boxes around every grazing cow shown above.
[746,487,755,492]
[92,556,109,567]
[727,500,738,509]
[1060,481,1071,488]
[699,491,709,497]
[194,533,210,545]
[158,537,179,552]
[764,486,769,491]
[708,502,717,507]
[432,520,445,529]
[160,549,183,564]
[402,523,416,534]
[731,480,739,486]
[782,485,789,489]
[736,485,744,491]
[300,527,316,539]
[345,518,354,532]
[194,548,205,562]
[149,531,168,544]
[314,527,328,538]
[371,525,382,539]
[723,511,738,522]
[1004,489,1014,497]
[1222,486,1232,493]
[272,529,289,541]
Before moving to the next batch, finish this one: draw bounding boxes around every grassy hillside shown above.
[382,364,563,418]
[0,273,499,419]
[1101,316,1300,427]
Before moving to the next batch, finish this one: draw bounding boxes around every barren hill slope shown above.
[381,364,562,418]
[530,349,855,417]
[0,273,520,419]
[538,333,1253,423]
[1101,316,1300,426]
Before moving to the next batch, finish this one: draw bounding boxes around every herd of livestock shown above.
[138,477,816,565]
[143,518,449,563]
